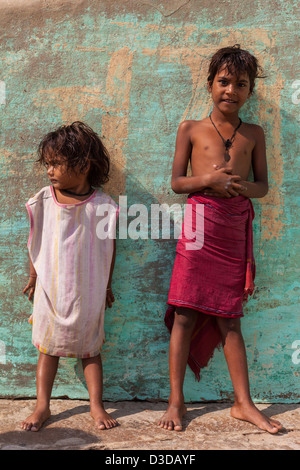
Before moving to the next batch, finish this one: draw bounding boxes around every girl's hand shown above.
[106,287,115,309]
[204,165,246,198]
[23,276,37,301]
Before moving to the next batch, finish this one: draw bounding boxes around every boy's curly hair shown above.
[207,44,265,93]
[38,121,110,187]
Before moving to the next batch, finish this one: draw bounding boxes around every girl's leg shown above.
[82,354,118,430]
[216,317,282,434]
[21,352,59,431]
[158,307,198,431]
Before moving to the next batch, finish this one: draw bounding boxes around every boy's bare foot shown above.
[90,404,118,430]
[21,406,51,432]
[158,403,187,431]
[231,402,283,434]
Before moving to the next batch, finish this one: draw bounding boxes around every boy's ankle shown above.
[169,394,185,408]
[233,396,254,407]
[35,400,51,412]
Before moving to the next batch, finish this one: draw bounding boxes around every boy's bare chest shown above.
[190,130,255,176]
[193,127,253,153]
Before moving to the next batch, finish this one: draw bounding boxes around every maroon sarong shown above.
[165,192,255,381]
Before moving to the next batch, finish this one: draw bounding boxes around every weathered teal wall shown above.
[0,0,299,402]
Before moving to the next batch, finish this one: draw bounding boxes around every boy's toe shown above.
[174,423,183,432]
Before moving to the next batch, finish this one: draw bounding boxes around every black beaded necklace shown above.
[62,187,93,196]
[209,113,242,162]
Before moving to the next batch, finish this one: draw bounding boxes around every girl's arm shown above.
[106,239,116,309]
[23,255,37,301]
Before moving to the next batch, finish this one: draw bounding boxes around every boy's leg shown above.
[216,317,282,434]
[82,354,118,430]
[158,307,198,431]
[21,352,59,431]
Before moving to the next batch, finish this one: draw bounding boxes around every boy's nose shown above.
[47,166,54,176]
[226,84,237,95]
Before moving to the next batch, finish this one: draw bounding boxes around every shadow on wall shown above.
[74,164,183,400]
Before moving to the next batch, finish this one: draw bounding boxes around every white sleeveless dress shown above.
[26,186,118,358]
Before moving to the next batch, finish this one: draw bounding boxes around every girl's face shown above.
[44,153,89,191]
[208,65,252,114]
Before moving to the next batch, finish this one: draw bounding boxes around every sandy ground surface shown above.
[0,399,299,451]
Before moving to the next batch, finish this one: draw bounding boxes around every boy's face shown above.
[208,66,252,114]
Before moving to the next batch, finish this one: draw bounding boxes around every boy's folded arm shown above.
[171,174,210,194]
[236,180,269,198]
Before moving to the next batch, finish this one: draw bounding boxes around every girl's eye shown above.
[44,161,57,168]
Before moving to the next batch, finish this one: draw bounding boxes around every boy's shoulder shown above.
[177,118,210,138]
[241,121,263,130]
[178,118,209,130]
[180,119,264,132]
[239,121,265,140]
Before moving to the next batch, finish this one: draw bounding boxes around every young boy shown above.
[158,45,283,434]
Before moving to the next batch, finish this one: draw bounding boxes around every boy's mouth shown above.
[222,99,237,103]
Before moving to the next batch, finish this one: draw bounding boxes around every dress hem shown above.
[32,341,103,358]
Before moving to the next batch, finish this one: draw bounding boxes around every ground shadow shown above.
[44,402,90,426]
[0,426,100,450]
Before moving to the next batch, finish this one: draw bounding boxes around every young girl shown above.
[22,121,118,431]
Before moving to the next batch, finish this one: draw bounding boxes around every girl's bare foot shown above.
[231,402,283,434]
[158,403,187,431]
[21,406,51,432]
[90,404,118,430]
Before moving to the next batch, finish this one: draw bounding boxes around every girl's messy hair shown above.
[207,44,265,93]
[38,121,110,187]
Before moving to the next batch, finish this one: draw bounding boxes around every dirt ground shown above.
[0,399,299,451]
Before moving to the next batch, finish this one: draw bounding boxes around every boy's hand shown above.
[204,165,247,198]
[23,276,36,301]
[106,287,115,309]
